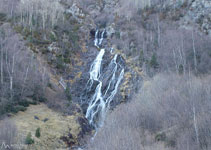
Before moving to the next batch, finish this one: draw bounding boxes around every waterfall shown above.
[94,29,106,48]
[98,29,106,46]
[85,49,105,127]
[85,29,125,128]
[94,30,99,48]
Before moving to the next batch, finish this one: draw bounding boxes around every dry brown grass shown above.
[6,104,82,150]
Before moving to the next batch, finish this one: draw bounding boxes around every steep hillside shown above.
[0,0,210,149]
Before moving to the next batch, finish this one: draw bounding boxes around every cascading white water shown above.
[94,29,106,48]
[98,29,105,46]
[86,49,105,127]
[94,30,99,48]
[85,29,124,128]
[88,49,105,87]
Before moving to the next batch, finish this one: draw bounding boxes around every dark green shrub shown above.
[27,35,33,43]
[33,30,42,41]
[115,31,121,39]
[99,21,107,28]
[18,100,30,107]
[39,96,47,102]
[49,32,57,42]
[14,106,27,112]
[64,49,71,63]
[23,27,31,37]
[0,13,6,22]
[35,128,41,138]
[56,56,65,70]
[69,31,79,44]
[139,50,145,66]
[137,8,142,15]
[14,25,23,33]
[5,103,15,113]
[150,53,159,69]
[32,94,38,101]
[25,132,34,145]
[29,101,37,105]
[73,24,81,32]
[155,132,166,142]
[178,64,184,74]
[48,82,53,89]
[64,58,71,64]
[65,83,72,102]
[181,1,188,8]
[1,100,28,115]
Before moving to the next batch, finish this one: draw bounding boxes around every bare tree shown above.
[192,30,197,73]
[88,73,211,150]
[0,24,49,114]
[17,0,64,30]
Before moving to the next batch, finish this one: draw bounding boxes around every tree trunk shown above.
[193,105,200,147]
[0,42,3,85]
[192,31,197,73]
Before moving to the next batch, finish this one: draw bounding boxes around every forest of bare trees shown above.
[112,3,211,76]
[17,0,64,30]
[0,23,48,116]
[0,0,65,30]
[88,73,211,150]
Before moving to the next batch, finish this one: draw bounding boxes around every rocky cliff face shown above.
[163,0,211,34]
[186,0,211,34]
[66,0,211,116]
[156,0,211,35]
[62,0,143,112]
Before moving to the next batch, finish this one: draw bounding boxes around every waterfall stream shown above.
[85,29,125,129]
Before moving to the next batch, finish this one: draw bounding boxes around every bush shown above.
[115,31,121,39]
[0,13,6,21]
[29,101,38,105]
[14,105,27,112]
[49,32,57,42]
[178,64,184,74]
[139,50,145,66]
[0,99,27,114]
[25,132,34,145]
[35,128,41,138]
[39,96,47,102]
[69,31,79,47]
[4,103,15,113]
[65,83,72,102]
[150,53,159,68]
[155,133,166,142]
[18,100,30,107]
[56,56,65,70]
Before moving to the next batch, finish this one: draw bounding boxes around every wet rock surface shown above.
[66,1,143,124]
